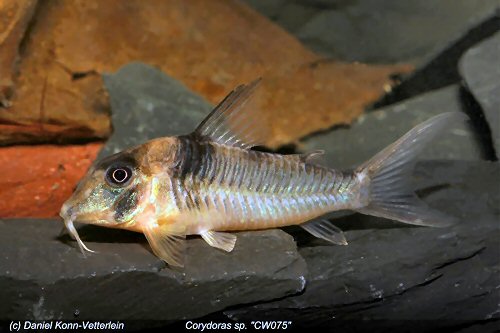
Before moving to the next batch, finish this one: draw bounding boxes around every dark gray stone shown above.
[460,32,500,157]
[300,85,484,170]
[244,0,318,35]
[244,0,499,65]
[100,62,213,158]
[225,160,500,327]
[0,220,306,320]
[374,12,499,108]
[241,0,286,20]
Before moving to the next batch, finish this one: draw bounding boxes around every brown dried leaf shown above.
[0,0,38,106]
[1,0,413,147]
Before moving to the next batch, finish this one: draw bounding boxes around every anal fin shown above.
[201,230,237,252]
[301,219,348,245]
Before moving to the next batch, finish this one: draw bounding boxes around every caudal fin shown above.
[355,112,467,227]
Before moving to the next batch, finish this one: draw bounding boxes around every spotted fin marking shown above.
[193,79,270,149]
[201,230,237,252]
[301,219,348,245]
[143,220,186,267]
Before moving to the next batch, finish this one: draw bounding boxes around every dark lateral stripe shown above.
[197,143,214,181]
[208,155,219,185]
[175,136,196,180]
[171,179,183,211]
[342,173,354,192]
[114,185,139,222]
[174,135,215,182]
[173,135,217,212]
[185,189,198,211]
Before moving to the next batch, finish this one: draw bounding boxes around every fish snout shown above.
[60,201,76,221]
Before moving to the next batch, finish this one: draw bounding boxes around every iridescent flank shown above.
[168,138,359,234]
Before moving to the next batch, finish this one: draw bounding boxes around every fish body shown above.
[143,136,362,234]
[61,80,464,266]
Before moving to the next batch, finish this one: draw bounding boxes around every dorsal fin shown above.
[193,79,270,149]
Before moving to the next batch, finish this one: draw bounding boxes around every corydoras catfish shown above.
[60,80,465,267]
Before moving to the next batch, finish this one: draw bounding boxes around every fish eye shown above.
[105,165,133,186]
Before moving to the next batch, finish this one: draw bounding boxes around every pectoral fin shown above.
[143,222,186,267]
[301,219,348,245]
[201,230,237,252]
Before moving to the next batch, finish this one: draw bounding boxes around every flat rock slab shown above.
[244,0,499,64]
[0,220,306,320]
[100,63,212,158]
[374,12,500,108]
[460,31,500,156]
[226,160,500,329]
[300,85,484,170]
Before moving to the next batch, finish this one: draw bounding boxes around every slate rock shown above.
[244,0,499,65]
[300,85,484,171]
[375,12,499,107]
[460,31,500,157]
[0,220,306,320]
[243,0,316,34]
[225,160,500,329]
[100,63,212,158]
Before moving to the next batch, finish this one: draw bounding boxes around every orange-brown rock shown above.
[1,0,412,148]
[0,143,102,218]
[0,62,110,145]
[0,0,38,106]
[258,61,412,147]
